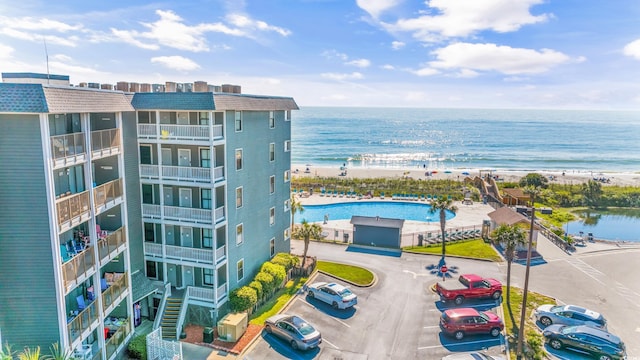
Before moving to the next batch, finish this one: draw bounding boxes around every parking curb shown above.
[316,268,378,288]
[402,250,502,263]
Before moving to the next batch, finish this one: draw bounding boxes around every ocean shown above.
[291,107,640,173]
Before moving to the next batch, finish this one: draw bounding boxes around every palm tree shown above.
[298,220,322,267]
[290,194,304,232]
[581,179,602,208]
[492,224,526,305]
[429,196,458,260]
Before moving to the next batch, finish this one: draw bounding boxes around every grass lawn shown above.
[249,276,307,325]
[502,286,556,360]
[316,260,375,286]
[403,239,503,262]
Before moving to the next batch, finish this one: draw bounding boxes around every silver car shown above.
[264,314,322,351]
[307,282,357,309]
[534,304,606,329]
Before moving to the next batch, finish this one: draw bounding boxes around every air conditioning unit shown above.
[216,312,248,342]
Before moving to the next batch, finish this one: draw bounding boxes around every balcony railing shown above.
[215,245,226,263]
[187,286,215,302]
[62,247,96,293]
[57,191,91,230]
[217,283,228,301]
[144,243,213,264]
[214,206,225,223]
[213,166,224,182]
[212,124,223,139]
[51,132,86,168]
[98,227,126,265]
[91,128,120,159]
[105,318,130,360]
[137,124,224,141]
[102,271,128,312]
[164,205,212,224]
[94,179,123,213]
[68,299,99,345]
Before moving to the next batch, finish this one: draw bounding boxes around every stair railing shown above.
[153,283,172,330]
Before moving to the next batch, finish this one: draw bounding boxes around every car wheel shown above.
[454,331,464,340]
[332,301,339,309]
[540,316,552,327]
[492,291,502,300]
[598,355,611,360]
[308,291,315,298]
[490,328,501,337]
[454,296,464,305]
[264,325,272,334]
[290,340,299,350]
[550,339,563,350]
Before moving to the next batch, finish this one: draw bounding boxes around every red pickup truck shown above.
[436,274,502,305]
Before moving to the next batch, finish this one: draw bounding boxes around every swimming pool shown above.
[295,201,456,223]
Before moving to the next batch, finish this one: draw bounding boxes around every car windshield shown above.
[298,323,316,335]
[339,288,353,296]
[560,326,577,335]
[550,305,564,312]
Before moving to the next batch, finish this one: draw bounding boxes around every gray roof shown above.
[43,86,134,113]
[131,92,215,110]
[213,93,299,111]
[0,84,48,112]
[350,216,405,229]
[130,271,159,303]
[488,207,528,225]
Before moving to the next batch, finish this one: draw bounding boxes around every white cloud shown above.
[0,28,79,47]
[0,16,82,32]
[346,58,371,68]
[429,43,570,75]
[453,69,479,78]
[151,55,200,71]
[381,64,395,70]
[412,67,439,76]
[623,39,640,60]
[322,50,349,61]
[0,43,14,59]
[391,41,405,50]
[50,54,73,62]
[321,72,364,81]
[225,13,291,37]
[109,29,159,50]
[356,0,402,19]
[382,0,549,42]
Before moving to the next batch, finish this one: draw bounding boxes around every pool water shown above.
[295,201,455,223]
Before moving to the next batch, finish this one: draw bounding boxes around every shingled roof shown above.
[0,83,48,112]
[350,216,405,229]
[131,92,215,110]
[487,207,529,225]
[213,93,299,111]
[43,86,134,113]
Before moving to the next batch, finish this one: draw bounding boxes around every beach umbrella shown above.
[462,171,470,175]
[444,170,452,174]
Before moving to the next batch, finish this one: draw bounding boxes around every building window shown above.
[286,110,291,121]
[284,140,291,152]
[201,189,212,209]
[270,238,275,257]
[236,224,244,245]
[203,268,214,286]
[236,187,243,208]
[202,228,213,248]
[270,207,275,225]
[235,149,243,170]
[284,170,290,183]
[199,112,209,125]
[269,111,275,128]
[146,261,157,279]
[269,143,275,162]
[144,223,155,242]
[270,176,275,194]
[200,148,211,168]
[284,227,290,241]
[284,199,290,212]
[237,259,244,281]
[235,111,242,131]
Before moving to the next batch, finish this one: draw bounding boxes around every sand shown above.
[292,164,640,187]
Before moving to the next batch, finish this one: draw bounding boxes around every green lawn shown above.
[249,276,307,325]
[502,286,556,360]
[403,239,502,262]
[316,261,375,286]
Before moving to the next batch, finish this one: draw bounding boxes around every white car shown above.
[534,304,607,329]
[306,282,357,309]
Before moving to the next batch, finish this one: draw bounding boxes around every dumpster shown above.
[203,327,214,343]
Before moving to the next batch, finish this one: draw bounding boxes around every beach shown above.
[292,164,640,187]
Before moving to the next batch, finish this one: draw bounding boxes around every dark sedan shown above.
[543,324,626,360]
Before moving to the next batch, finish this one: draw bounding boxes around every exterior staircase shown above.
[160,296,183,340]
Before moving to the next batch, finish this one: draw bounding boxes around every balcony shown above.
[137,124,223,141]
[217,283,228,301]
[144,243,225,266]
[139,164,212,183]
[94,179,123,214]
[142,204,224,225]
[105,318,130,360]
[215,245,226,264]
[91,129,120,159]
[98,227,126,266]
[187,286,215,303]
[57,191,91,231]
[67,299,99,346]
[102,271,128,313]
[62,247,96,293]
[51,132,86,169]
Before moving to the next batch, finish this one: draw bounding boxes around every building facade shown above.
[0,73,297,357]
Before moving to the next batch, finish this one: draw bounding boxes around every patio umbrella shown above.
[462,171,470,175]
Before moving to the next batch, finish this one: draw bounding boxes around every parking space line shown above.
[418,338,502,350]
[423,325,440,329]
[297,297,351,328]
[439,302,500,311]
[322,338,339,350]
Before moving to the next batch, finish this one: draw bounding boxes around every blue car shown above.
[543,324,626,360]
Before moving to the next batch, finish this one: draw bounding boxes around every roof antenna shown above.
[43,37,50,84]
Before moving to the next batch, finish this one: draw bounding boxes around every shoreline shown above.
[292,163,640,187]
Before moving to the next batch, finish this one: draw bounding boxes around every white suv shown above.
[306,282,357,309]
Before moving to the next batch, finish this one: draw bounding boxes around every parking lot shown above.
[245,267,506,360]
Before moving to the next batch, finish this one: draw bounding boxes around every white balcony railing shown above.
[212,125,223,139]
[165,244,213,263]
[214,206,225,223]
[139,164,159,178]
[140,164,212,183]
[164,205,212,224]
[142,204,161,219]
[213,166,224,182]
[187,286,215,302]
[143,242,162,257]
[137,124,156,137]
[137,124,224,141]
[215,245,226,263]
[217,283,228,301]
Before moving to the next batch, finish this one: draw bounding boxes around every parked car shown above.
[439,307,504,340]
[543,324,626,360]
[442,352,506,359]
[307,282,357,309]
[264,314,322,351]
[436,274,502,305]
[534,304,607,329]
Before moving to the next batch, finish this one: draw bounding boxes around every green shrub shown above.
[260,262,286,286]
[249,280,263,299]
[229,286,257,312]
[254,272,275,295]
[127,334,147,360]
[271,253,299,270]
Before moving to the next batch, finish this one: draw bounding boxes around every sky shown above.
[1,0,640,110]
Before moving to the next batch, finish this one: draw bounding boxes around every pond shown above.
[295,201,456,223]
[567,208,640,242]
